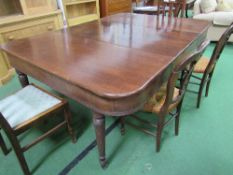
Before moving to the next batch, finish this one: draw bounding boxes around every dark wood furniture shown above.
[158,0,186,17]
[121,40,209,152]
[133,0,165,15]
[133,0,186,17]
[1,13,210,168]
[134,0,157,6]
[185,0,196,18]
[99,0,132,17]
[191,22,233,108]
[0,84,76,175]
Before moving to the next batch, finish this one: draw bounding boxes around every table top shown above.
[1,13,210,115]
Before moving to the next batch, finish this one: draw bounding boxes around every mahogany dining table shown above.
[1,13,210,168]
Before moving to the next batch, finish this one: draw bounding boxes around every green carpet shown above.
[0,43,233,175]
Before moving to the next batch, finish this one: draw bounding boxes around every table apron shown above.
[5,28,207,116]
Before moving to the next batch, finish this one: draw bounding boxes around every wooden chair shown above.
[120,40,209,152]
[191,23,233,108]
[0,84,76,175]
[133,0,158,15]
[185,0,196,18]
[133,0,186,17]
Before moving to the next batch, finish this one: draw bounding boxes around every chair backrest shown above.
[161,40,210,112]
[205,22,233,75]
[158,0,186,17]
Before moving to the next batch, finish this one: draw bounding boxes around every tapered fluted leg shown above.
[16,70,29,87]
[93,112,107,168]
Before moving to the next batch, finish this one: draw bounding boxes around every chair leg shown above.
[205,73,213,97]
[10,136,31,175]
[197,78,206,108]
[185,7,188,18]
[156,117,164,152]
[119,117,125,136]
[179,70,185,88]
[175,101,183,136]
[64,106,77,143]
[0,132,9,155]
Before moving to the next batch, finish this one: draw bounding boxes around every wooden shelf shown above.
[65,0,97,6]
[62,0,100,27]
[100,0,132,17]
[0,0,62,86]
[0,10,62,26]
[0,0,58,17]
[67,14,99,26]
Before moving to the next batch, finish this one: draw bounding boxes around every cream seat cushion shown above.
[0,85,61,128]
[221,0,233,8]
[213,12,233,26]
[216,1,233,11]
[193,12,216,21]
[200,0,217,13]
[194,11,233,26]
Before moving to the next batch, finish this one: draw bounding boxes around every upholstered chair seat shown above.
[143,84,180,113]
[0,85,62,129]
[0,84,76,175]
[190,23,233,108]
[120,40,210,152]
[133,6,168,14]
[193,56,210,73]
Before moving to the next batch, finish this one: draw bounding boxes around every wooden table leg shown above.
[16,70,29,87]
[93,111,107,168]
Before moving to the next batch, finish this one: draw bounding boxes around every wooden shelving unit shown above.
[0,0,63,86]
[62,0,100,27]
[0,0,58,17]
[99,0,132,17]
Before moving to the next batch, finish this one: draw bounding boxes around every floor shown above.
[0,43,233,175]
